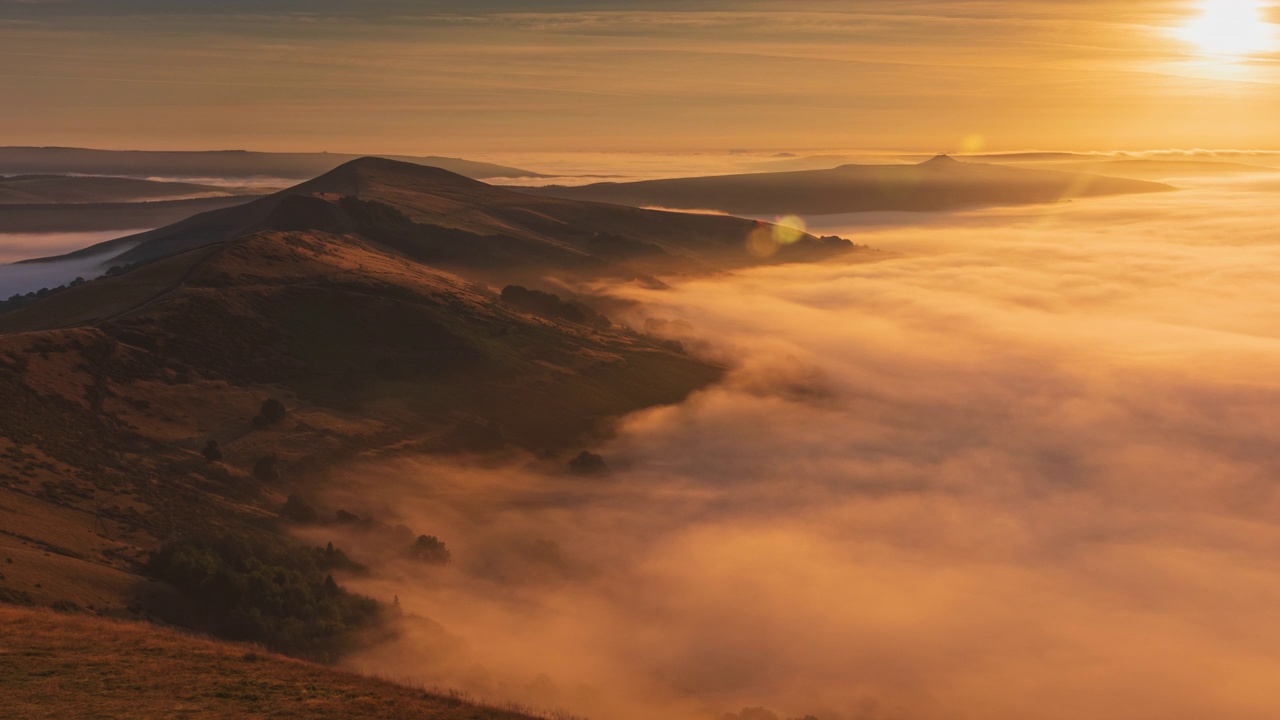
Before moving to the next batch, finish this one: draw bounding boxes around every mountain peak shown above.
[299,156,487,197]
[920,154,961,167]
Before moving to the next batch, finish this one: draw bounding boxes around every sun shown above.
[1175,0,1276,56]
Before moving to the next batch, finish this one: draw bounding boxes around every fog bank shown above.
[310,174,1280,720]
[0,230,141,297]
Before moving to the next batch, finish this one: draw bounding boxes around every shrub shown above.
[51,599,82,614]
[254,398,287,428]
[0,587,35,606]
[253,455,281,483]
[201,440,223,462]
[281,494,318,524]
[500,285,609,326]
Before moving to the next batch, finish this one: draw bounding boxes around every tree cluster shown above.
[144,534,380,660]
[500,285,609,327]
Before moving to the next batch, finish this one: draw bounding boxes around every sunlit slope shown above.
[1,606,541,720]
[0,223,722,453]
[36,157,850,276]
[524,155,1174,215]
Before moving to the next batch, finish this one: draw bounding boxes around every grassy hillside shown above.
[0,227,722,629]
[38,157,852,276]
[0,157,853,678]
[0,606,549,720]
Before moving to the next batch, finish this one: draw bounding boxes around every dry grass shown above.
[0,605,550,720]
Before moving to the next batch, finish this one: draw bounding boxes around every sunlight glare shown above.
[1175,0,1276,57]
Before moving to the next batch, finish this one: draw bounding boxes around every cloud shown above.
[2,1,1278,153]
[289,173,1280,720]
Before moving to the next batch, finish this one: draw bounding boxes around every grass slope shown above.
[33,157,852,276]
[0,606,547,720]
[0,228,722,619]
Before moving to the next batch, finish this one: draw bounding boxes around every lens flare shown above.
[772,215,807,245]
[747,224,779,258]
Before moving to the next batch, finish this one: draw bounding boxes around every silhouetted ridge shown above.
[919,154,962,167]
[526,157,1174,215]
[291,156,492,198]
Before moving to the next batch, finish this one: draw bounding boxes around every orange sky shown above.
[1,1,1279,154]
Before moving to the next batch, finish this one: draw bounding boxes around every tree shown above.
[281,494,318,523]
[410,535,452,565]
[201,440,223,462]
[568,451,610,476]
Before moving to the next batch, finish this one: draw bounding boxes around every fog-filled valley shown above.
[276,171,1280,720]
[10,1,1280,718]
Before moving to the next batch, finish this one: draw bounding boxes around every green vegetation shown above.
[144,534,381,660]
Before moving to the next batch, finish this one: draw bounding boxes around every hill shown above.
[0,158,853,640]
[0,175,260,205]
[0,605,545,720]
[0,147,543,181]
[522,155,1175,216]
[36,156,852,278]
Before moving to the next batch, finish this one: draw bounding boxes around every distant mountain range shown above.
[0,146,544,181]
[0,175,260,205]
[523,155,1175,216]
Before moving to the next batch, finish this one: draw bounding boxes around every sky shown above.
[2,0,1280,154]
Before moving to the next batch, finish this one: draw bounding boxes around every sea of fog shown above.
[0,230,143,297]
[292,172,1280,720]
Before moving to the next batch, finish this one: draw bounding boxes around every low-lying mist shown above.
[0,230,142,296]
[305,172,1280,720]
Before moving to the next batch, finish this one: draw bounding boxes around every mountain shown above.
[0,196,263,234]
[0,158,854,635]
[0,147,543,181]
[0,174,260,204]
[3,606,540,720]
[37,156,853,279]
[522,155,1176,216]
